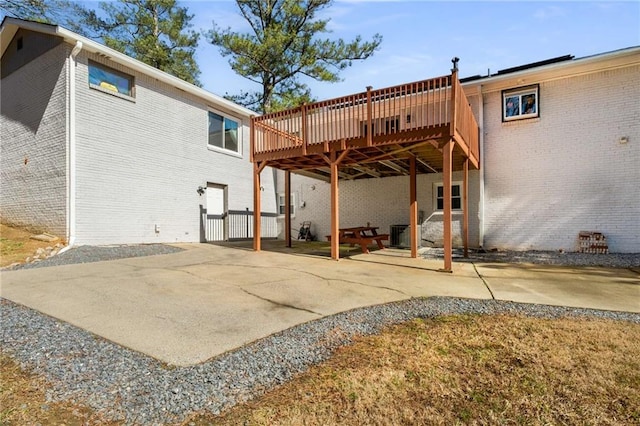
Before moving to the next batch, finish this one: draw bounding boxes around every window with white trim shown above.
[278,193,296,216]
[88,60,134,98]
[502,85,539,121]
[434,182,462,211]
[208,111,240,153]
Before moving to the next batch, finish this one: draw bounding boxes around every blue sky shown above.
[185,0,639,101]
[8,1,635,100]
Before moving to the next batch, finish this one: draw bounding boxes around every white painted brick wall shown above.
[72,52,276,245]
[482,65,640,253]
[281,171,481,248]
[1,43,69,236]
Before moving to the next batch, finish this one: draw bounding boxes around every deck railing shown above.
[252,73,479,165]
[452,77,480,162]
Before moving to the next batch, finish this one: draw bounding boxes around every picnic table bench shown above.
[326,226,389,254]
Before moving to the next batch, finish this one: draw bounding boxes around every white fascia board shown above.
[0,17,257,119]
[462,46,640,95]
[55,28,257,119]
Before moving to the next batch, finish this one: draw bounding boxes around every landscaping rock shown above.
[30,233,60,242]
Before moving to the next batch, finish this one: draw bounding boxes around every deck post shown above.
[330,152,340,260]
[366,86,373,147]
[301,104,308,156]
[450,57,459,138]
[442,140,454,272]
[285,170,291,248]
[253,162,261,251]
[410,155,418,258]
[463,158,469,258]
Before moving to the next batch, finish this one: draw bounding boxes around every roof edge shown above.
[1,17,257,118]
[461,45,640,90]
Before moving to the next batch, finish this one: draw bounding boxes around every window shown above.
[435,183,462,210]
[88,61,134,97]
[17,37,23,50]
[208,111,240,153]
[278,193,296,216]
[502,85,539,121]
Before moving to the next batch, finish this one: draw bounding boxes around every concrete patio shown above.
[1,242,638,366]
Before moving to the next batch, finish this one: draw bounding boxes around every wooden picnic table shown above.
[326,226,389,254]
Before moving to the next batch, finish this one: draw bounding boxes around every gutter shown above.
[461,45,640,93]
[478,86,485,248]
[59,40,82,254]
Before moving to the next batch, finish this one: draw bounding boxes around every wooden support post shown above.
[442,140,454,271]
[253,162,261,251]
[330,152,340,260]
[410,155,418,258]
[366,86,373,147]
[463,158,469,258]
[301,104,308,156]
[285,170,291,248]
[450,57,459,139]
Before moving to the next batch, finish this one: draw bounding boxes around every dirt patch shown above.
[0,223,64,268]
[0,354,115,425]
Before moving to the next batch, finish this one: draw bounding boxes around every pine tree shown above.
[207,0,382,113]
[87,0,201,86]
[0,0,90,35]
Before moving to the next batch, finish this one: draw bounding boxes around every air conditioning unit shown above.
[390,225,422,248]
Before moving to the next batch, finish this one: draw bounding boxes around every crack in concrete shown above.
[472,262,496,300]
[325,278,411,297]
[130,260,413,299]
[238,288,322,316]
[123,259,415,300]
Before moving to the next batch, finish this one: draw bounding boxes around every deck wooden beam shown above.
[410,156,418,258]
[364,141,432,163]
[442,139,454,272]
[285,170,291,248]
[330,151,340,260]
[253,162,262,252]
[463,158,469,258]
[366,86,373,147]
[301,104,308,156]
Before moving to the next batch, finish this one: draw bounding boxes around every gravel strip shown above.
[421,247,640,269]
[1,297,639,425]
[6,244,184,270]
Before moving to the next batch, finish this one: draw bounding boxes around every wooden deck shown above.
[251,61,480,270]
[251,72,479,181]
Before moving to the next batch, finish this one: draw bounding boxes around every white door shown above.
[204,184,226,241]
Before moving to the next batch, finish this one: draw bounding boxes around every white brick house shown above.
[1,18,277,246]
[280,47,640,253]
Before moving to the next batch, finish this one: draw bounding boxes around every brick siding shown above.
[1,43,69,236]
[482,65,640,252]
[72,51,276,245]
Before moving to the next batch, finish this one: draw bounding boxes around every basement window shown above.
[502,85,539,121]
[434,182,462,211]
[278,193,296,216]
[89,61,134,98]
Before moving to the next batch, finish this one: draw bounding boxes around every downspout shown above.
[60,40,82,254]
[478,86,485,248]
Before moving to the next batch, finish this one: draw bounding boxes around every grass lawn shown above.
[2,314,638,425]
